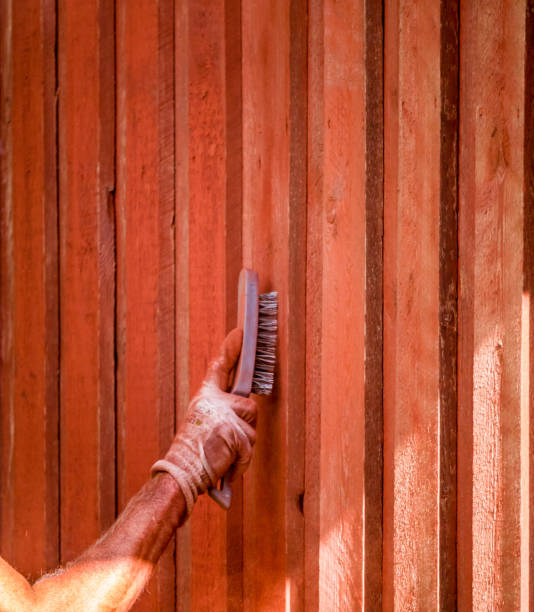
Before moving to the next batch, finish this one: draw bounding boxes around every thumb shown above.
[204,328,243,390]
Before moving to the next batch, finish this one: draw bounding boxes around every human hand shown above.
[151,329,257,516]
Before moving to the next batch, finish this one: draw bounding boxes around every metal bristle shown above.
[251,292,278,395]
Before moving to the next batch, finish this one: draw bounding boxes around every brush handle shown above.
[208,269,259,510]
[208,476,233,510]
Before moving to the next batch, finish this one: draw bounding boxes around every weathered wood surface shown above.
[115,1,176,608]
[0,0,59,582]
[458,1,528,609]
[383,1,458,609]
[241,1,306,609]
[306,0,383,609]
[57,0,116,564]
[0,1,532,610]
[180,1,243,609]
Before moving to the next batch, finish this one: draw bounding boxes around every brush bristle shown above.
[251,292,278,395]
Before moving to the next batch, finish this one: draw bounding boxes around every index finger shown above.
[204,328,243,390]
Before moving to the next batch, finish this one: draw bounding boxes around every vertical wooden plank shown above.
[525,4,534,606]
[174,0,191,609]
[116,1,175,608]
[363,0,384,609]
[0,0,59,581]
[181,1,244,609]
[242,0,306,609]
[458,1,527,609]
[318,0,367,604]
[57,0,115,564]
[305,1,323,608]
[438,1,459,609]
[224,1,244,609]
[186,0,235,609]
[383,0,458,608]
[307,0,382,608]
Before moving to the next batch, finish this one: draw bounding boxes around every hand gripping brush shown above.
[208,268,278,510]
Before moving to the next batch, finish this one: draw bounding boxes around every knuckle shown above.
[244,397,258,413]
[217,421,235,440]
[247,427,257,446]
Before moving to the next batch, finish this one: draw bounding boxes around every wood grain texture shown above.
[174,1,191,610]
[438,2,459,609]
[2,2,533,608]
[57,0,115,564]
[458,1,527,609]
[383,0,453,608]
[525,4,534,607]
[116,1,176,608]
[363,0,384,608]
[306,2,383,609]
[224,1,244,609]
[305,2,324,609]
[185,0,242,609]
[242,0,306,609]
[0,0,59,581]
[307,0,368,609]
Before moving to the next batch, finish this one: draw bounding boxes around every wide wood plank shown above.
[116,1,175,608]
[458,1,528,608]
[242,1,307,609]
[57,0,115,564]
[185,0,242,609]
[0,0,59,581]
[383,0,458,608]
[306,0,383,609]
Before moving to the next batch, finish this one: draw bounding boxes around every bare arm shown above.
[0,473,184,612]
[0,329,257,612]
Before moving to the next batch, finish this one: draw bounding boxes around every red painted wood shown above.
[57,0,115,564]
[525,4,534,606]
[242,1,306,609]
[383,1,453,608]
[362,1,384,608]
[116,1,176,609]
[175,2,243,610]
[458,1,528,608]
[306,0,383,608]
[174,2,192,610]
[2,3,534,609]
[224,2,244,609]
[186,0,238,609]
[305,2,324,609]
[0,0,59,581]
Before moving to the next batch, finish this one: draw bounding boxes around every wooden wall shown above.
[1,1,533,610]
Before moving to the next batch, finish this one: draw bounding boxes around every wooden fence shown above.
[1,0,533,609]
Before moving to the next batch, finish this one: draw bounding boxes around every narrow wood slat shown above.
[242,0,307,608]
[458,1,528,608]
[525,4,534,606]
[363,0,385,608]
[224,1,244,609]
[383,0,457,608]
[57,0,115,564]
[438,2,459,609]
[304,2,324,609]
[174,0,192,609]
[0,0,59,581]
[116,1,176,608]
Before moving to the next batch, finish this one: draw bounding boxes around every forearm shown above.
[32,473,186,612]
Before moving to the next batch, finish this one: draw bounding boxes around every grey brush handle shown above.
[208,269,259,511]
[208,476,232,510]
